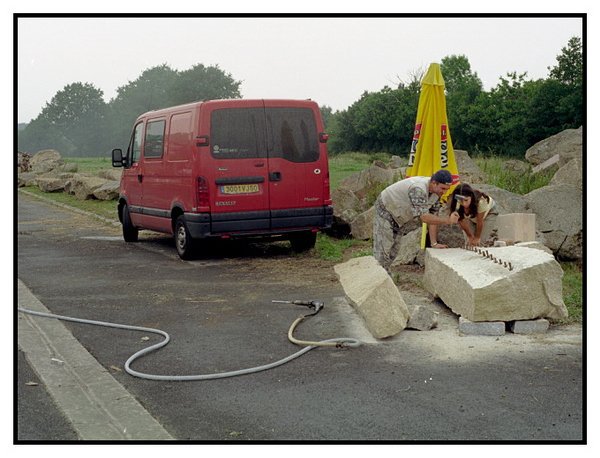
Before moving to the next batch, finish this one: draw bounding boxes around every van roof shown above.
[136,98,318,120]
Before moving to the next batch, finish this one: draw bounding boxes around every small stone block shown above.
[458,317,505,336]
[509,319,550,334]
[497,213,536,243]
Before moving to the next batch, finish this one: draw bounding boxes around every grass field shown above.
[26,153,581,323]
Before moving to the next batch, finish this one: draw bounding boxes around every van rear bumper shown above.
[184,206,333,238]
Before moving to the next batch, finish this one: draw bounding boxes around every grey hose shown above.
[18,307,360,382]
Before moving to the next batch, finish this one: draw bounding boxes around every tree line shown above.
[326,36,582,157]
[18,37,582,159]
[18,63,242,156]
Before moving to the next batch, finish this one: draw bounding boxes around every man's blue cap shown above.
[431,169,452,184]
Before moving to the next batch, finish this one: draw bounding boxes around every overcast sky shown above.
[16,15,583,124]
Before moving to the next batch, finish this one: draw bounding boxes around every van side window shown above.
[168,112,192,161]
[129,122,144,164]
[210,108,267,159]
[267,108,319,163]
[144,120,166,158]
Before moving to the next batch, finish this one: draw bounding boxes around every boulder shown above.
[454,150,486,184]
[17,172,38,187]
[93,180,120,200]
[391,227,422,267]
[531,154,560,174]
[503,159,531,174]
[18,152,32,172]
[338,162,398,201]
[332,187,361,222]
[334,256,410,339]
[332,162,400,232]
[524,184,582,260]
[406,304,439,331]
[475,184,528,214]
[36,176,67,193]
[29,149,64,173]
[525,127,582,166]
[550,158,582,190]
[65,174,109,200]
[389,155,405,169]
[98,169,123,181]
[423,247,568,322]
[350,206,374,240]
[57,162,78,173]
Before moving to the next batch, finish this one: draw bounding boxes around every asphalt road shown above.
[16,191,584,442]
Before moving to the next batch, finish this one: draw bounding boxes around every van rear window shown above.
[210,107,319,163]
[211,108,267,159]
[266,108,319,163]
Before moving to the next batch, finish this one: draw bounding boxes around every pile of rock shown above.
[331,159,404,239]
[332,127,583,262]
[17,149,121,201]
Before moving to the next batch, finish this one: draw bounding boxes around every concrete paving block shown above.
[459,317,505,336]
[509,319,550,334]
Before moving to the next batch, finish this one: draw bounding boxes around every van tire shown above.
[122,205,139,242]
[290,231,317,252]
[175,215,195,260]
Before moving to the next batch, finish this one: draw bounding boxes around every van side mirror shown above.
[319,132,329,143]
[112,148,125,167]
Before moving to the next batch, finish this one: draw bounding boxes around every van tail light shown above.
[197,176,210,209]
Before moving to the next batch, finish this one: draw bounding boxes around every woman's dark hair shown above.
[450,183,490,219]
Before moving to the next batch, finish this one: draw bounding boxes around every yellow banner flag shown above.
[405,63,460,248]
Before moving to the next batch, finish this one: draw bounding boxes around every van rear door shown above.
[264,101,328,229]
[205,101,271,233]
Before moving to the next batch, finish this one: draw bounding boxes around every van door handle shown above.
[254,161,265,168]
[137,174,143,183]
[269,171,282,182]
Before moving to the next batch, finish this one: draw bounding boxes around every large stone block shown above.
[334,256,410,338]
[497,213,536,243]
[423,247,567,322]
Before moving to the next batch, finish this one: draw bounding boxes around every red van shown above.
[112,99,333,259]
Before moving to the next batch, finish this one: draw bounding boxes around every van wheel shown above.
[122,205,139,242]
[175,215,195,260]
[290,231,317,252]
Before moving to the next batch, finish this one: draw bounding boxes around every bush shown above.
[474,156,554,194]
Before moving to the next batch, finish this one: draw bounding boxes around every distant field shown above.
[64,156,114,174]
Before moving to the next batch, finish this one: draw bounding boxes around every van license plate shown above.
[221,184,260,194]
